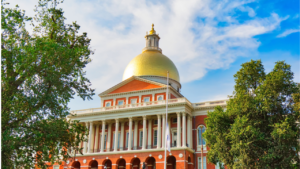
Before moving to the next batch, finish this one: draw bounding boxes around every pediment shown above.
[99,76,166,96]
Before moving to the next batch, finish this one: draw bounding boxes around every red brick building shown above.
[50,25,227,169]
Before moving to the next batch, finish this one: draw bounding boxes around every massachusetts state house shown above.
[53,25,227,169]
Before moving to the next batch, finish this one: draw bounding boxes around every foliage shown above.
[203,60,300,168]
[1,0,94,168]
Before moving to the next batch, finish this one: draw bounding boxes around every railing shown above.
[71,98,191,115]
[192,99,228,108]
[77,143,192,155]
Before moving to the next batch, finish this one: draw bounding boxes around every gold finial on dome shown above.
[149,23,156,35]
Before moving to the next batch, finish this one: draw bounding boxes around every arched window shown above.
[197,125,206,146]
[157,95,163,101]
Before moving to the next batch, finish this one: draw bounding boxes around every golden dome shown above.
[122,50,180,82]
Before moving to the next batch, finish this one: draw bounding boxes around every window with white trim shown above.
[198,156,207,169]
[105,102,111,107]
[143,97,150,102]
[157,95,164,101]
[139,130,143,147]
[215,162,224,169]
[153,129,158,146]
[153,120,158,125]
[197,125,206,150]
[118,100,124,105]
[131,99,137,104]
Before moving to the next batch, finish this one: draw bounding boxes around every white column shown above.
[177,112,181,148]
[187,115,191,148]
[83,122,89,153]
[88,122,94,153]
[148,119,152,149]
[94,124,100,152]
[189,116,193,148]
[100,120,106,152]
[107,123,112,151]
[114,119,119,151]
[128,117,133,151]
[120,122,125,150]
[162,114,166,148]
[142,116,147,150]
[157,115,161,149]
[182,113,187,147]
[134,120,138,150]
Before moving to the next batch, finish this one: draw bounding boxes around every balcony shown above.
[70,98,192,115]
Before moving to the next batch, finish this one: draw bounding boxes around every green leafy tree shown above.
[1,0,94,168]
[204,60,300,168]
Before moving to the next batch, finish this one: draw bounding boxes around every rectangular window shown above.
[139,131,143,147]
[198,157,207,169]
[100,134,107,150]
[131,99,137,104]
[112,132,121,149]
[154,120,158,125]
[153,130,158,146]
[143,97,150,102]
[125,132,133,148]
[126,132,129,148]
[118,100,124,105]
[172,118,177,123]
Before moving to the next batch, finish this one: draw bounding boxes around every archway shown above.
[117,159,126,169]
[102,159,112,169]
[167,156,176,169]
[145,157,156,169]
[90,160,98,169]
[188,157,192,169]
[131,158,140,169]
[72,161,80,169]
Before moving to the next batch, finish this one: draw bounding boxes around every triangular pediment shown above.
[99,76,166,96]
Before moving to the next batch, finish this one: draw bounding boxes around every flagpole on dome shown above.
[164,71,171,169]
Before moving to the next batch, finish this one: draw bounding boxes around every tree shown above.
[1,0,94,168]
[203,60,300,168]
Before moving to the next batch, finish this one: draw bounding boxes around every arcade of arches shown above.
[69,155,182,169]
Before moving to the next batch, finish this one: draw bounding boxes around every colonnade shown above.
[79,112,193,154]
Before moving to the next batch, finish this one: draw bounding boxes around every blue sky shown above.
[9,0,299,110]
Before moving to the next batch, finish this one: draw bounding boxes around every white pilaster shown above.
[157,115,161,149]
[83,122,89,153]
[142,116,147,150]
[148,119,152,148]
[88,122,94,153]
[134,120,138,150]
[177,112,181,148]
[114,119,119,152]
[182,113,186,147]
[120,122,125,150]
[162,114,166,148]
[94,124,100,152]
[107,123,112,151]
[128,117,133,151]
[100,120,106,152]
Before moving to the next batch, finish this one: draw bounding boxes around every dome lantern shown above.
[143,24,162,53]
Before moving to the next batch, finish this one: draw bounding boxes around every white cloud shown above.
[8,0,286,106]
[277,29,300,38]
